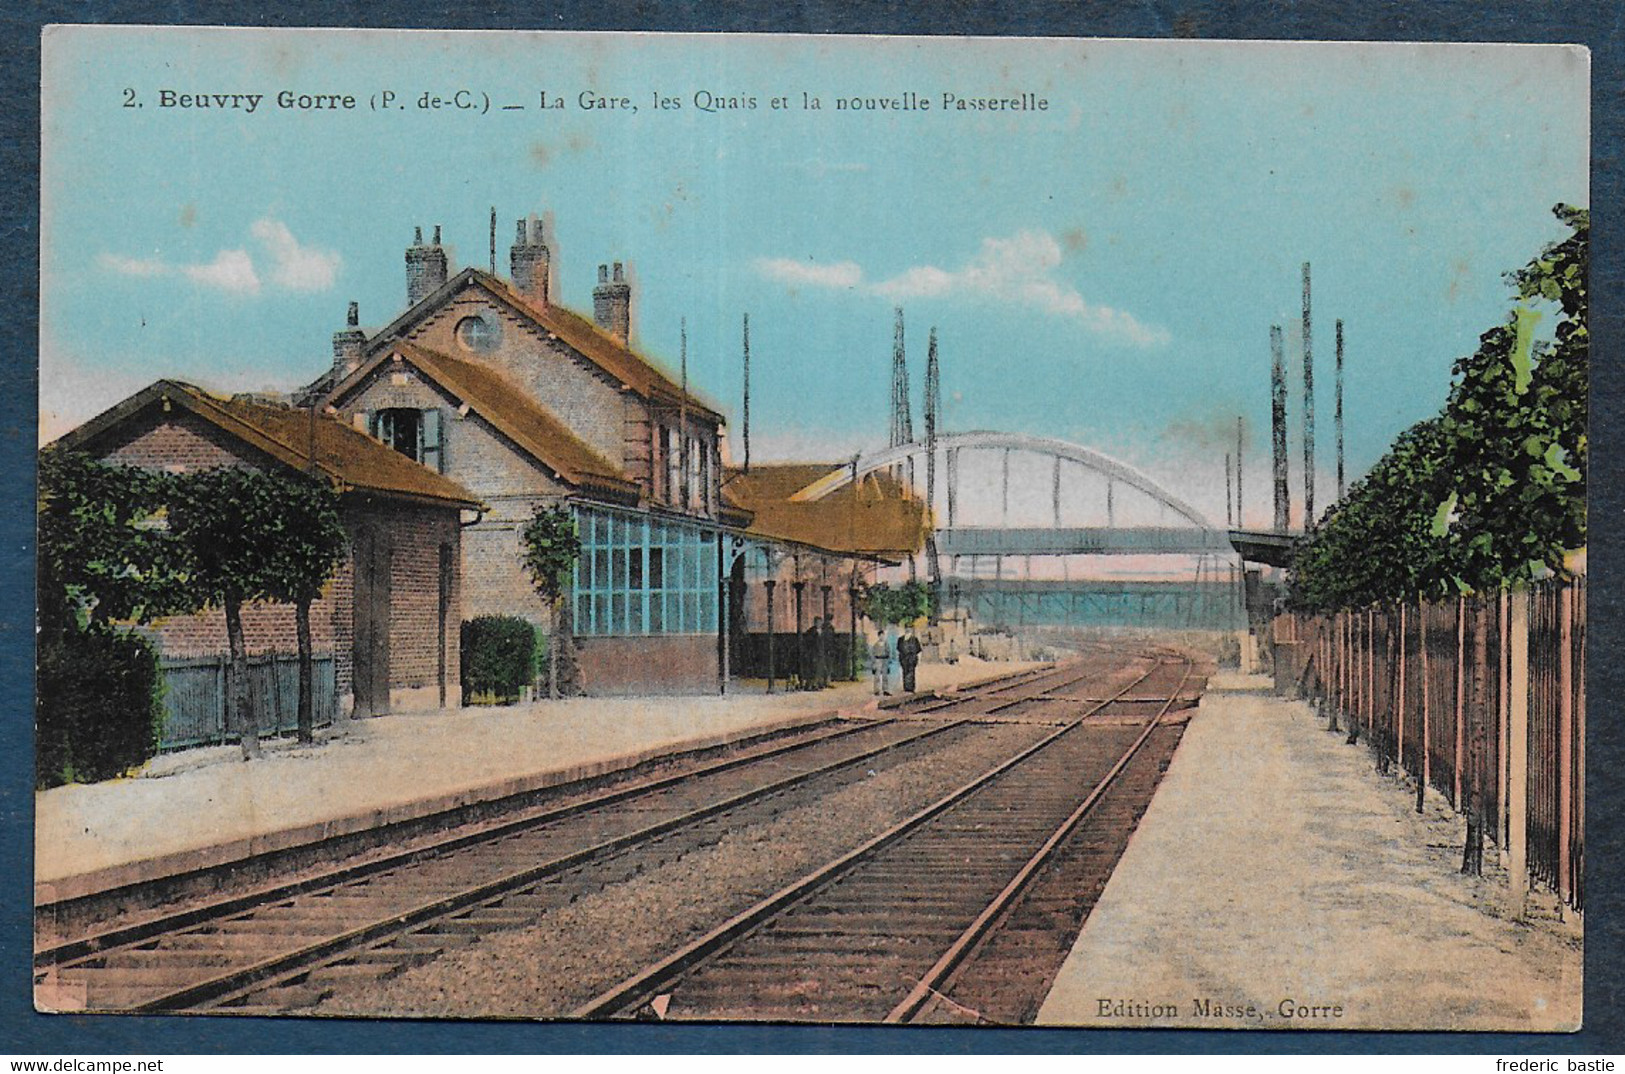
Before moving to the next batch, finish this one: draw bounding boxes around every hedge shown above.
[37,621,164,788]
[460,615,537,704]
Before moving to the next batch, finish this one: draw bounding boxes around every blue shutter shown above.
[421,408,445,472]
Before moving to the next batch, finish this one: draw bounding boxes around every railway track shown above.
[570,653,1198,1023]
[34,646,1157,1013]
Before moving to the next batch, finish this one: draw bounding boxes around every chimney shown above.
[405,225,448,307]
[331,301,366,379]
[509,216,550,306]
[593,261,632,341]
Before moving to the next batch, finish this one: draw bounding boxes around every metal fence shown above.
[1272,577,1584,911]
[158,652,337,750]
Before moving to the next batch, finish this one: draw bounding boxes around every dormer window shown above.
[369,407,445,473]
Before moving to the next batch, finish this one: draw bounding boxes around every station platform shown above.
[1035,673,1583,1032]
[34,659,1040,902]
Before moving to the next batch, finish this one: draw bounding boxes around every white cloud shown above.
[250,217,340,292]
[97,252,169,278]
[756,229,1171,348]
[182,248,261,295]
[755,256,865,290]
[96,217,337,297]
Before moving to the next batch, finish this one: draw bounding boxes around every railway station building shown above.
[52,380,483,729]
[303,217,927,696]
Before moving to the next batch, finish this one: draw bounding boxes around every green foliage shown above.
[860,581,934,626]
[37,449,193,628]
[36,620,163,788]
[1291,205,1587,611]
[167,467,346,608]
[520,506,582,601]
[460,615,537,703]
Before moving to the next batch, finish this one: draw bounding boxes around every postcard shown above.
[35,27,1587,1031]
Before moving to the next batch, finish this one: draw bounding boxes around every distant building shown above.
[53,380,482,718]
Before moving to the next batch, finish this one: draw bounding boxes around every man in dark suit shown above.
[897,626,923,694]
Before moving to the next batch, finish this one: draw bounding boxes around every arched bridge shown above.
[789,431,1225,556]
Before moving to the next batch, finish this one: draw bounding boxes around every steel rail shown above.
[130,714,984,1013]
[568,656,1169,1020]
[886,656,1195,1023]
[899,653,1155,719]
[38,714,897,970]
[44,716,971,1012]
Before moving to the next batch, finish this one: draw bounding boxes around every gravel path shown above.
[316,721,1050,1018]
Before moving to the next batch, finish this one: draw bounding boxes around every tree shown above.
[859,581,934,627]
[169,467,345,757]
[521,505,582,700]
[36,451,188,786]
[37,449,191,630]
[253,476,345,743]
[1290,204,1587,611]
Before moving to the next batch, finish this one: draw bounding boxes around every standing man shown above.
[805,616,825,690]
[870,629,892,696]
[897,625,923,694]
[819,615,838,685]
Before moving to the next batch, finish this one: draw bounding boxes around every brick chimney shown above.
[510,217,550,306]
[331,301,366,380]
[593,261,632,341]
[405,225,448,307]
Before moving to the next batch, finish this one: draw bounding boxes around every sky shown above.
[40,28,1589,533]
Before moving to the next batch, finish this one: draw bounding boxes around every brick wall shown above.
[89,408,464,712]
[406,292,630,464]
[576,635,718,696]
[105,409,266,472]
[462,511,555,623]
[358,498,462,693]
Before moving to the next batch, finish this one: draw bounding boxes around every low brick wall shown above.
[576,634,717,695]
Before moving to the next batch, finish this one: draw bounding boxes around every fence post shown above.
[1396,603,1407,769]
[1499,590,1512,854]
[1558,583,1574,907]
[1462,594,1475,805]
[1419,596,1431,812]
[1366,606,1376,734]
[216,653,229,745]
[1507,588,1530,916]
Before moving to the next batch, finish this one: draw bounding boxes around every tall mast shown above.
[742,313,751,474]
[1336,318,1345,502]
[1302,261,1315,529]
[679,317,690,510]
[924,327,942,599]
[1271,324,1289,532]
[888,307,913,486]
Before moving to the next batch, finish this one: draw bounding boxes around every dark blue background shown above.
[3,1,1619,1055]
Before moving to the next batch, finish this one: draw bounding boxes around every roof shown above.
[52,380,482,510]
[724,463,928,558]
[330,341,641,502]
[366,267,725,423]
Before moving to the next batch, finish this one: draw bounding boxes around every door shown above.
[352,525,392,717]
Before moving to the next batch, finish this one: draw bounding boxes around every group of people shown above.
[870,625,923,696]
[799,616,840,690]
[795,618,926,696]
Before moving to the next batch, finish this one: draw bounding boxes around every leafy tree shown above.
[169,468,345,757]
[253,476,345,743]
[36,451,185,786]
[37,449,191,630]
[859,581,934,627]
[521,505,582,699]
[1291,204,1587,610]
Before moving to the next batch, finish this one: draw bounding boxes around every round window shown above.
[454,314,502,353]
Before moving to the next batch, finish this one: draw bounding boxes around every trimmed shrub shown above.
[460,616,537,704]
[36,622,164,788]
